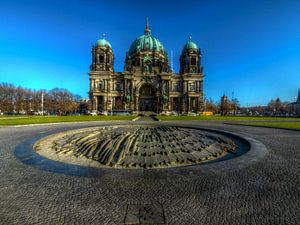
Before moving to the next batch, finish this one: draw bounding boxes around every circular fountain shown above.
[34,125,244,169]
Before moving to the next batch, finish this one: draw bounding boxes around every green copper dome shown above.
[182,37,198,52]
[128,34,164,54]
[96,38,112,48]
[128,18,165,55]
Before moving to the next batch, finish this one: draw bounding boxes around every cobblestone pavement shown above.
[0,121,299,225]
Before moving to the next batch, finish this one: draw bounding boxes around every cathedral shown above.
[88,20,204,114]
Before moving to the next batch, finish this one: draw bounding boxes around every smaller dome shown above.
[185,41,198,49]
[182,37,198,52]
[96,39,112,48]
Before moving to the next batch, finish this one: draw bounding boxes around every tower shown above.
[89,35,114,113]
[179,37,204,113]
[90,34,114,72]
[180,36,202,74]
[220,94,228,116]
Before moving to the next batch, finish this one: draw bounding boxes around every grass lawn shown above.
[157,115,300,121]
[1,114,300,127]
[226,121,300,131]
[0,115,136,126]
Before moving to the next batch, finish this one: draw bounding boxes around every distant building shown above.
[88,19,204,114]
[220,94,228,116]
[291,89,300,115]
[79,99,90,115]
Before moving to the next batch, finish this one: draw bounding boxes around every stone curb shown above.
[224,122,300,132]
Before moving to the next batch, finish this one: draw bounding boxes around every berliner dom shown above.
[88,19,204,114]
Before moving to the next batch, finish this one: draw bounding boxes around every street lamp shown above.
[204,95,206,112]
[41,92,44,116]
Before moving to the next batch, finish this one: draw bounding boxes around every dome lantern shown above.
[145,17,151,35]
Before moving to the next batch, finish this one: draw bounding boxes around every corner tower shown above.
[180,37,202,74]
[89,35,115,113]
[90,34,114,72]
[179,37,204,113]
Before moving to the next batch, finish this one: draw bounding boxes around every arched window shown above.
[98,81,103,91]
[190,82,196,92]
[116,82,121,91]
[99,55,104,63]
[173,83,179,92]
[191,56,196,65]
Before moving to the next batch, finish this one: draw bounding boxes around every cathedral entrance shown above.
[139,84,157,112]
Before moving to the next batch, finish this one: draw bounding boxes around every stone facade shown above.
[88,20,204,114]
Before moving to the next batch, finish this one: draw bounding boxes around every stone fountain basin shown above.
[33,125,249,169]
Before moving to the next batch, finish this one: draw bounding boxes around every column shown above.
[135,96,139,111]
[186,81,189,92]
[94,96,98,111]
[92,96,95,110]
[103,96,107,111]
[124,79,127,93]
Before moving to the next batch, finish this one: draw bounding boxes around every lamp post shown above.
[41,92,44,116]
[204,94,206,112]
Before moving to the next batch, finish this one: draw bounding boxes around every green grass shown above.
[0,115,33,118]
[157,115,300,121]
[1,114,300,127]
[0,115,135,126]
[226,121,300,131]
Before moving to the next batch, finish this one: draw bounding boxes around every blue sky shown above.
[0,0,299,106]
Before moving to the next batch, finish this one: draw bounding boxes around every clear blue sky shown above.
[0,0,299,106]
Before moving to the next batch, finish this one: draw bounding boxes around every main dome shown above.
[128,34,164,54]
[128,19,165,55]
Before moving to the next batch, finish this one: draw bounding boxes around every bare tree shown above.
[0,83,82,115]
[0,83,15,113]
